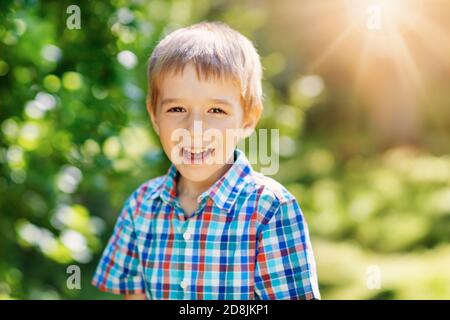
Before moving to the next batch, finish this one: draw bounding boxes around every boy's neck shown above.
[176,163,233,200]
[175,150,237,204]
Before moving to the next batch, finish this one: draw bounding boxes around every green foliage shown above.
[1,0,171,299]
[279,147,450,299]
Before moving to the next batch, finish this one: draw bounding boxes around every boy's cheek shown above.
[157,130,176,154]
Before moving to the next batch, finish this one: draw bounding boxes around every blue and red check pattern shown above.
[92,149,320,299]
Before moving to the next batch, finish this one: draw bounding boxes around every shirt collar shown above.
[157,148,253,211]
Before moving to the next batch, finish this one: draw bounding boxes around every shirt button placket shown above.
[181,225,192,299]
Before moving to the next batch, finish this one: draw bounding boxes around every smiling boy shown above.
[92,21,320,300]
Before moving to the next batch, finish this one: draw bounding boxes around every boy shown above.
[92,21,320,300]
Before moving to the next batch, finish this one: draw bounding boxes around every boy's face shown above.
[148,63,255,183]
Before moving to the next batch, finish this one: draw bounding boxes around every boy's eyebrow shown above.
[160,98,185,106]
[161,97,235,106]
[208,98,234,106]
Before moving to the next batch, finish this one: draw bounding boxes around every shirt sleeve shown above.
[91,192,146,295]
[254,199,321,300]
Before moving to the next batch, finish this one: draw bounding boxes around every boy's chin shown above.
[176,164,225,183]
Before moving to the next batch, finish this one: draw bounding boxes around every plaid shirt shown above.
[92,149,320,300]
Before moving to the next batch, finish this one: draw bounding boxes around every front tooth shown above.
[188,147,207,154]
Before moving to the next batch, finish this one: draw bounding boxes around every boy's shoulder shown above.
[136,174,166,199]
[123,174,166,211]
[239,170,302,228]
[246,170,297,205]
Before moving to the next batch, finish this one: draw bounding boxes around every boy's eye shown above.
[167,106,186,113]
[208,107,227,114]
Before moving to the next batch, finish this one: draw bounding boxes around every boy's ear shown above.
[241,113,258,139]
[146,98,160,136]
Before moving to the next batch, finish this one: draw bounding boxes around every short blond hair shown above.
[147,21,263,121]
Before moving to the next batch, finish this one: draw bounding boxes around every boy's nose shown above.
[186,110,205,131]
[187,119,204,141]
[185,111,214,147]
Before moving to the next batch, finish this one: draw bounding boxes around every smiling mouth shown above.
[181,147,215,164]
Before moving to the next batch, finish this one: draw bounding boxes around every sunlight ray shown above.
[308,19,360,72]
